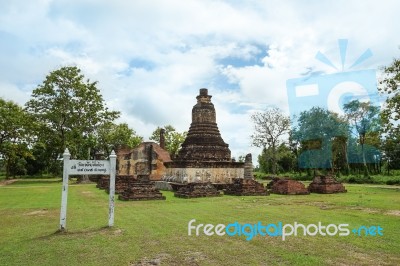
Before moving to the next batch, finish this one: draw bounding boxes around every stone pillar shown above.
[244,153,253,179]
[160,128,165,150]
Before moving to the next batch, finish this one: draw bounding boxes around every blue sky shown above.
[1,0,400,160]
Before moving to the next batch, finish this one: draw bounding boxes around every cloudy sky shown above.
[1,0,400,160]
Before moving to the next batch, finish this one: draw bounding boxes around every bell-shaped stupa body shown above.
[177,88,231,161]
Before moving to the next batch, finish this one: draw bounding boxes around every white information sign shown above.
[59,148,116,231]
[68,160,110,175]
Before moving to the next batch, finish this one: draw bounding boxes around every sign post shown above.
[59,148,71,231]
[59,148,116,231]
[108,150,116,227]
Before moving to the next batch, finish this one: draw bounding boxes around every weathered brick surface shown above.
[118,175,166,201]
[96,175,135,194]
[225,178,269,196]
[165,89,246,184]
[308,175,347,194]
[174,182,221,198]
[116,142,171,181]
[268,178,310,195]
[176,88,231,162]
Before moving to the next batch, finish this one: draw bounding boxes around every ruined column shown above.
[160,128,166,150]
[244,153,253,179]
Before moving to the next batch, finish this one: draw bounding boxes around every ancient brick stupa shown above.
[308,175,347,194]
[267,177,310,195]
[164,88,245,184]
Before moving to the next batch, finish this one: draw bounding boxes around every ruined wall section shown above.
[117,142,171,180]
[165,166,244,183]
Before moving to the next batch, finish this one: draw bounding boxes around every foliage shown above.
[291,107,350,171]
[381,132,400,171]
[97,122,143,154]
[25,66,120,163]
[379,56,400,136]
[0,98,33,178]
[251,108,290,174]
[149,125,187,157]
[258,144,296,174]
[343,100,380,176]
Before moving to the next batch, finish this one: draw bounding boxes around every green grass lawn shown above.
[0,179,399,265]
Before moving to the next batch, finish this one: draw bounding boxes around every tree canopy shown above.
[379,56,400,136]
[251,107,290,174]
[25,66,120,161]
[97,122,143,154]
[0,98,33,177]
[149,125,187,157]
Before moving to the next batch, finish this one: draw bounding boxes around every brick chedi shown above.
[225,178,269,196]
[267,177,310,195]
[308,175,347,194]
[177,88,231,162]
[164,89,244,184]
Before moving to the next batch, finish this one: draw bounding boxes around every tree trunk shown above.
[360,134,369,177]
[344,138,350,175]
[271,142,277,175]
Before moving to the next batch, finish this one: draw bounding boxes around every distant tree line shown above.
[252,56,400,177]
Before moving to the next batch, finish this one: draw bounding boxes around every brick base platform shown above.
[225,178,269,196]
[308,175,347,194]
[268,178,309,195]
[174,182,221,198]
[118,175,166,201]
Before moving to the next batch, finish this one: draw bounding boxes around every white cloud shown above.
[1,0,400,164]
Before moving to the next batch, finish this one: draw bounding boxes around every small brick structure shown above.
[174,182,221,198]
[118,175,166,201]
[225,178,269,196]
[268,178,310,195]
[308,175,347,194]
[97,175,136,194]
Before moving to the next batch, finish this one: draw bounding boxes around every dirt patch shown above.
[26,209,48,216]
[0,179,17,186]
[130,253,172,266]
[348,207,381,214]
[131,251,207,266]
[182,251,207,265]
[385,210,400,216]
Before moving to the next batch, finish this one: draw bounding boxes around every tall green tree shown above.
[0,98,33,178]
[379,56,400,136]
[25,66,120,168]
[381,132,400,172]
[251,108,290,175]
[257,143,296,174]
[149,125,187,157]
[343,100,380,176]
[291,107,350,173]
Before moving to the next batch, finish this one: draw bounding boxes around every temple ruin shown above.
[118,144,166,201]
[308,175,347,194]
[267,177,310,195]
[164,88,245,184]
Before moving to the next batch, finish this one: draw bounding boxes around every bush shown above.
[386,180,400,185]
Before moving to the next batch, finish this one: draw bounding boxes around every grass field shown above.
[0,179,399,265]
